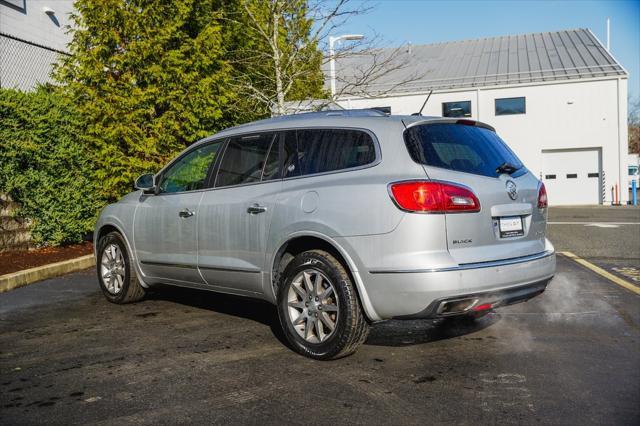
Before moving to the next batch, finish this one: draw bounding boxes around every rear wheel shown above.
[277,250,369,360]
[96,231,145,304]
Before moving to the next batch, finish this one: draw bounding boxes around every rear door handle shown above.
[179,208,195,218]
[247,204,267,214]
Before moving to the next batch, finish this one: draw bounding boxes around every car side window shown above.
[283,129,376,178]
[283,130,300,177]
[158,141,222,194]
[215,133,275,187]
[261,136,280,181]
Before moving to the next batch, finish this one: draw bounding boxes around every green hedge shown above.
[0,87,100,246]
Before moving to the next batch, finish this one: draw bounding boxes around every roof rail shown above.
[222,108,390,133]
[285,108,388,118]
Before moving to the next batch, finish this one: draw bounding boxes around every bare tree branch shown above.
[231,0,425,116]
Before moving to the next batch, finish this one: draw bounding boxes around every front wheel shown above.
[277,250,369,360]
[96,231,145,304]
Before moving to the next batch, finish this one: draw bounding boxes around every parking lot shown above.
[1,207,638,425]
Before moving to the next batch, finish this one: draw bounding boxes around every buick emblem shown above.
[506,180,518,200]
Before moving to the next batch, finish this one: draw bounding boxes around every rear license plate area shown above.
[499,216,524,238]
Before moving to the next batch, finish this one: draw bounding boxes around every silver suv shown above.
[94,110,555,359]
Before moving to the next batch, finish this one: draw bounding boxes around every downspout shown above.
[616,78,621,205]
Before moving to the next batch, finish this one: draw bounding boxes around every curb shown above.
[0,254,95,293]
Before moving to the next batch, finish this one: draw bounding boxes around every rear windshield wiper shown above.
[496,162,519,175]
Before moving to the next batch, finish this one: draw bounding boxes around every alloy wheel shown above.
[100,243,125,295]
[287,269,339,343]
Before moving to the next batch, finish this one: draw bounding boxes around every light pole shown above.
[329,34,364,98]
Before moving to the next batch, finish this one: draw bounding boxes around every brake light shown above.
[389,181,480,213]
[537,182,548,208]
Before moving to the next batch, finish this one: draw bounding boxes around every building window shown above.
[588,173,599,178]
[545,174,556,179]
[566,173,578,179]
[495,97,526,115]
[442,101,471,118]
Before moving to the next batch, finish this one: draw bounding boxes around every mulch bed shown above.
[0,242,94,276]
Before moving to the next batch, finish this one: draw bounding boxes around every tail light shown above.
[473,303,493,312]
[389,180,480,213]
[537,182,548,208]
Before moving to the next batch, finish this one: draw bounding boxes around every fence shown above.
[0,33,69,250]
[0,32,68,91]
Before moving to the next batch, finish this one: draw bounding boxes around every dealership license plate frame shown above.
[499,216,524,238]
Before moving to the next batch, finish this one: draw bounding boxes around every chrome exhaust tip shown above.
[436,298,479,316]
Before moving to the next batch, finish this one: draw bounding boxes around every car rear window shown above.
[404,123,524,177]
[283,129,376,178]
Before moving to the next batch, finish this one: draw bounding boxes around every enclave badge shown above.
[505,180,518,200]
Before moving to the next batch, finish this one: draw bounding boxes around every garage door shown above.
[541,149,601,205]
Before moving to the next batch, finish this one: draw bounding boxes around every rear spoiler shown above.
[402,118,496,132]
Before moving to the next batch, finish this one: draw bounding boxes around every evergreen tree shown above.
[56,0,330,200]
[56,0,234,200]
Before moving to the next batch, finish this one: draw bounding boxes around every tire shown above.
[277,250,369,360]
[96,231,145,304]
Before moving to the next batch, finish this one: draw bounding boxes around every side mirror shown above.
[134,173,156,194]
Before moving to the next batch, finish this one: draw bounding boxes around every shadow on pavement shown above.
[366,315,499,347]
[145,285,290,347]
[145,284,496,349]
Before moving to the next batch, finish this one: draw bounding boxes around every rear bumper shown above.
[360,249,556,320]
[395,278,550,319]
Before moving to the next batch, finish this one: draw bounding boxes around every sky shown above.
[338,0,640,103]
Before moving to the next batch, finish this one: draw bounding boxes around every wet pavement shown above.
[547,206,640,284]
[1,207,639,425]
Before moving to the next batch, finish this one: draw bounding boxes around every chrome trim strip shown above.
[198,265,261,274]
[141,260,261,274]
[140,260,196,269]
[369,250,555,274]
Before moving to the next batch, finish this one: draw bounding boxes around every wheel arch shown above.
[270,232,381,321]
[95,221,150,288]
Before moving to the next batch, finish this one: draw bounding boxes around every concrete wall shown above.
[0,194,31,252]
[342,77,629,205]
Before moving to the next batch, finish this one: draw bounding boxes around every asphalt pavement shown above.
[1,207,639,425]
[547,206,640,283]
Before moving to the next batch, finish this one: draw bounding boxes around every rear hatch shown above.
[403,119,547,264]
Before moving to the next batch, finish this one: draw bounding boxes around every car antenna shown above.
[412,90,433,116]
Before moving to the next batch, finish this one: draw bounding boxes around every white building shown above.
[331,29,629,206]
[1,6,630,205]
[0,0,74,90]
